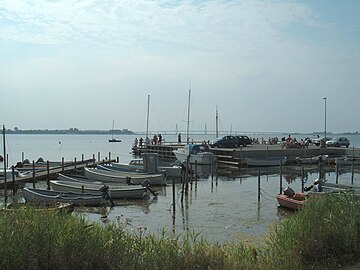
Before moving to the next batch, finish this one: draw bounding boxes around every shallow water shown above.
[1,133,360,243]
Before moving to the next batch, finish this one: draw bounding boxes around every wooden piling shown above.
[98,152,100,162]
[32,160,36,188]
[279,161,283,195]
[335,159,339,184]
[257,171,261,202]
[301,167,305,192]
[22,152,24,163]
[74,157,77,172]
[11,165,16,195]
[62,157,64,173]
[82,154,84,162]
[47,160,50,190]
[172,176,176,215]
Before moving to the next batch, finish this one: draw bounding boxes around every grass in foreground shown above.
[1,193,360,269]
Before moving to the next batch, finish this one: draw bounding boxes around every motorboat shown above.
[173,144,214,165]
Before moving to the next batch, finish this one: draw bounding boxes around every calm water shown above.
[1,133,360,243]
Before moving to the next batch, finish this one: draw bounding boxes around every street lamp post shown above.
[323,97,327,141]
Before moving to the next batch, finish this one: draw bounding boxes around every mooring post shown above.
[194,160,198,187]
[257,171,261,202]
[185,157,189,195]
[108,152,111,163]
[46,160,50,190]
[351,160,354,184]
[335,158,339,184]
[62,157,64,173]
[82,154,84,162]
[117,156,119,163]
[93,154,95,167]
[279,160,283,195]
[32,160,36,188]
[11,165,16,195]
[98,152,100,162]
[74,157,77,172]
[301,166,305,192]
[172,176,176,215]
[22,152,24,163]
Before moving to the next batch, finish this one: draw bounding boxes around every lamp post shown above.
[323,97,327,141]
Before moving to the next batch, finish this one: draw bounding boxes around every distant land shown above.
[5,128,135,135]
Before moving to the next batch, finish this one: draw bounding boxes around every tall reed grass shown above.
[1,193,360,269]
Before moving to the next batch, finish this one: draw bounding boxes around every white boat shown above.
[335,156,360,166]
[295,155,329,165]
[173,144,214,165]
[21,187,107,206]
[245,157,287,167]
[100,160,182,178]
[50,180,148,200]
[84,167,165,186]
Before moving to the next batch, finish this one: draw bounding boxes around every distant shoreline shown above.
[5,129,135,135]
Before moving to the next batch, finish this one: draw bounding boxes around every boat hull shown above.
[50,180,148,200]
[22,187,106,206]
[276,194,305,210]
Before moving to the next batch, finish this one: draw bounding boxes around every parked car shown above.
[312,137,332,146]
[326,137,350,148]
[236,135,252,147]
[210,136,238,148]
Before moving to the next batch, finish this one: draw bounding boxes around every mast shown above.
[186,85,191,144]
[215,106,219,137]
[146,94,150,139]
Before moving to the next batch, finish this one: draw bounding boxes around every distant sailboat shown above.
[109,120,122,143]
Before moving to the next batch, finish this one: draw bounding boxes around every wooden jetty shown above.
[132,143,359,167]
[0,158,117,189]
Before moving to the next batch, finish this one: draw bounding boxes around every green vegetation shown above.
[1,193,360,269]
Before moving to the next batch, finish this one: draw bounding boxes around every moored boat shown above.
[50,180,148,200]
[21,187,107,206]
[173,144,214,165]
[276,193,306,210]
[245,157,287,167]
[84,167,165,186]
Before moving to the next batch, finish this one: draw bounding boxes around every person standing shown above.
[158,134,162,145]
[178,133,181,144]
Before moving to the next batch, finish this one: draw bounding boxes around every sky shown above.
[0,0,359,134]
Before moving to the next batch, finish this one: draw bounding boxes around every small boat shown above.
[335,156,360,166]
[102,159,182,178]
[50,180,148,200]
[295,155,328,165]
[1,202,75,214]
[84,167,166,186]
[21,187,107,206]
[276,193,306,210]
[245,157,287,167]
[173,144,214,165]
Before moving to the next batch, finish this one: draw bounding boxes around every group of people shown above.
[133,134,164,147]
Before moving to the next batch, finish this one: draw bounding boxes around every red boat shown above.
[276,193,306,211]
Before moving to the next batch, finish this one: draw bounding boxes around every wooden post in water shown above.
[98,152,100,162]
[351,160,354,184]
[257,171,261,202]
[62,157,64,173]
[194,160,198,189]
[185,157,189,195]
[172,176,176,215]
[22,152,24,163]
[335,158,339,184]
[117,156,119,163]
[74,157,77,172]
[301,167,305,192]
[46,160,50,190]
[93,154,95,167]
[32,160,36,188]
[11,165,16,195]
[279,160,283,195]
[3,125,7,204]
[108,152,111,163]
[82,154,84,162]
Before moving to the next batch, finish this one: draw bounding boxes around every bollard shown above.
[279,160,283,195]
[74,157,77,172]
[257,171,261,202]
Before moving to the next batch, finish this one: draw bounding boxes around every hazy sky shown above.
[1,0,359,134]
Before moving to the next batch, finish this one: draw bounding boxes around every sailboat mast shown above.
[186,87,191,144]
[216,106,219,138]
[146,94,150,139]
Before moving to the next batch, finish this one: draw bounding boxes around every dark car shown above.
[210,135,250,148]
[236,135,252,147]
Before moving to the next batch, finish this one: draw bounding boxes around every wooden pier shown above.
[132,143,359,167]
[1,158,117,189]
